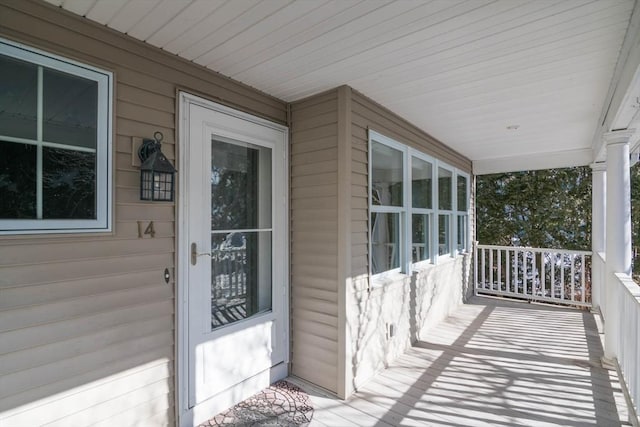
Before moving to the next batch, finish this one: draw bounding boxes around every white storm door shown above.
[183,96,288,410]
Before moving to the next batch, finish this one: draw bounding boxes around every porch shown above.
[292,296,630,427]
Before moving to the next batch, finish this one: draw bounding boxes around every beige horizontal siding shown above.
[1,357,172,425]
[289,89,339,394]
[346,88,474,392]
[348,90,474,287]
[0,0,287,425]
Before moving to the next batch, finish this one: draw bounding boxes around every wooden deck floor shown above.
[289,296,631,427]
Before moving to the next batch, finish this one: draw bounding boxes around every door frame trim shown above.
[177,92,289,426]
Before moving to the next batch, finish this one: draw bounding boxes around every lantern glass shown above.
[152,170,174,201]
[140,169,153,200]
[140,169,175,201]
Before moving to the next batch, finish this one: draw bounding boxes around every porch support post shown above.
[603,129,634,362]
[590,162,606,312]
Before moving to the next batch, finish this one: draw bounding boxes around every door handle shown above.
[191,242,211,265]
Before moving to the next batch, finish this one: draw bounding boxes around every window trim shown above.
[436,161,455,260]
[0,38,113,235]
[409,149,435,268]
[455,171,471,254]
[369,131,407,279]
[369,130,472,281]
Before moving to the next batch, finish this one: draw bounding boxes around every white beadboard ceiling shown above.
[44,0,639,174]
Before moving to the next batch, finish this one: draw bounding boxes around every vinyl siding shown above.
[347,90,473,391]
[0,1,286,426]
[290,86,473,397]
[349,89,472,288]
[289,89,340,394]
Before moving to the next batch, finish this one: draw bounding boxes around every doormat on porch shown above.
[199,380,314,427]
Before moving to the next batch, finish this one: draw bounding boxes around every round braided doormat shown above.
[199,380,314,427]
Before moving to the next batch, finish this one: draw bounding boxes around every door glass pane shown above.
[210,138,272,330]
[43,147,96,219]
[211,139,271,230]
[0,55,37,140]
[0,141,36,218]
[43,68,98,149]
[210,231,272,329]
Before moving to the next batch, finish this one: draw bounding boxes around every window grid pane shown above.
[43,68,97,150]
[0,55,37,140]
[412,214,431,263]
[457,175,468,212]
[42,147,96,218]
[372,141,403,207]
[0,141,37,218]
[411,156,432,209]
[438,167,452,210]
[438,214,450,256]
[457,215,468,252]
[371,212,401,274]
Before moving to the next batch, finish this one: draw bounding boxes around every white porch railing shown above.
[474,244,592,307]
[614,273,640,420]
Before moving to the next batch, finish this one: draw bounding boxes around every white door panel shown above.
[179,94,288,418]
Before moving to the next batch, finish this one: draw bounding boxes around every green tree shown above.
[476,167,592,250]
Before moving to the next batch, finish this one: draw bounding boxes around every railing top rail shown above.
[475,243,592,256]
[614,272,640,300]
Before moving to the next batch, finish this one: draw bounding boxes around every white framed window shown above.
[410,152,434,267]
[369,130,471,278]
[456,172,470,253]
[437,164,454,258]
[0,38,112,234]
[369,133,406,277]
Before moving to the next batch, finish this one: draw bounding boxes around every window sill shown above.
[411,261,436,273]
[437,252,469,265]
[370,271,411,290]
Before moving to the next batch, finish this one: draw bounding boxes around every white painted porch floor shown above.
[288,296,632,427]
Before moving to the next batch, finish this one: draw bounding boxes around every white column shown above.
[603,130,634,362]
[590,162,606,312]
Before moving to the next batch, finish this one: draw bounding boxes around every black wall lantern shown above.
[139,131,176,201]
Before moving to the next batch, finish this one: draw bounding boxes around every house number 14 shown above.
[137,221,156,238]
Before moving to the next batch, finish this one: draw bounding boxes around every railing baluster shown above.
[497,249,502,292]
[504,249,511,292]
[581,254,586,303]
[512,250,516,294]
[570,254,575,302]
[517,250,521,294]
[560,253,565,300]
[489,248,494,291]
[533,251,542,296]
[540,251,547,297]
[474,242,478,295]
[552,252,556,299]
[481,248,486,289]
[523,251,528,296]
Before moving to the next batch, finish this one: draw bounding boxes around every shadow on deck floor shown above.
[290,296,631,427]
